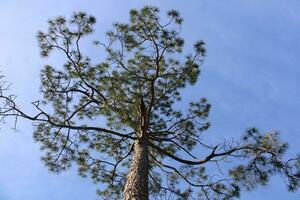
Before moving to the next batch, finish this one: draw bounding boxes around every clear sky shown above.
[0,0,299,199]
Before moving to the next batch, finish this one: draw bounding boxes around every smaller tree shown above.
[0,6,299,200]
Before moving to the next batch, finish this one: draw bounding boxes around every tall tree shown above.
[0,6,299,200]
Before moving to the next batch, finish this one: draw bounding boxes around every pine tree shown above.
[0,6,299,200]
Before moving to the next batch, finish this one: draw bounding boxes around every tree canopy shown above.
[0,6,299,200]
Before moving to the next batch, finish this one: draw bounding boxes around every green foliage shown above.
[35,7,209,198]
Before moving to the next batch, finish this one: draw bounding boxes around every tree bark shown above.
[122,139,149,200]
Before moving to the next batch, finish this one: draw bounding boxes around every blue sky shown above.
[0,0,299,199]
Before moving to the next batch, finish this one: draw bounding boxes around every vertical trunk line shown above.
[122,139,149,200]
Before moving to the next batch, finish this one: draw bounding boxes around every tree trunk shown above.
[122,139,149,200]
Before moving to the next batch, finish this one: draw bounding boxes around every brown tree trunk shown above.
[122,139,149,200]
